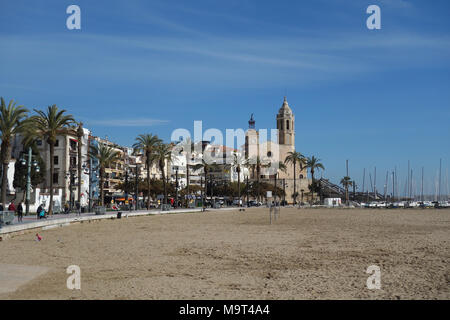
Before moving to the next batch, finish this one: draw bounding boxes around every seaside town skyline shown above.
[0,0,449,305]
[1,0,449,195]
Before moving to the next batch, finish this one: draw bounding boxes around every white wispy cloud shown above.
[89,118,169,127]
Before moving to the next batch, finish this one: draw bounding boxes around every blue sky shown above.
[1,0,449,195]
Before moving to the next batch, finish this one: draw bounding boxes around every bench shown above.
[94,206,106,215]
[0,211,15,226]
[161,204,171,211]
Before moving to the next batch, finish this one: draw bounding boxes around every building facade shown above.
[245,97,310,204]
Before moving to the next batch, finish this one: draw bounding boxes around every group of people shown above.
[0,200,48,222]
[0,200,24,222]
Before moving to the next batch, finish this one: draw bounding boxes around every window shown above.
[55,139,59,147]
[36,140,42,146]
[53,172,59,184]
[54,156,59,165]
[70,157,76,167]
[299,174,304,179]
[286,120,290,130]
[267,151,272,157]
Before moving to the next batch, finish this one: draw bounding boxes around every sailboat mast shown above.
[392,171,395,202]
[421,167,424,202]
[438,158,442,202]
[384,171,388,201]
[374,167,377,200]
[407,160,410,200]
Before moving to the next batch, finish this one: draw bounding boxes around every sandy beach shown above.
[0,207,448,300]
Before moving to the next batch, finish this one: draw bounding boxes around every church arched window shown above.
[286,120,290,130]
[299,174,304,179]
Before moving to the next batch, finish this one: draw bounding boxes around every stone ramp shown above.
[0,264,49,295]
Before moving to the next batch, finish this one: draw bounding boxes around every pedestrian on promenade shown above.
[17,202,23,222]
[37,204,43,219]
[38,206,46,219]
[8,200,16,213]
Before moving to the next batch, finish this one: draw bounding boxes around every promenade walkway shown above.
[0,207,238,239]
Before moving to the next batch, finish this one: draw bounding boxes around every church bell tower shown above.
[277,97,295,146]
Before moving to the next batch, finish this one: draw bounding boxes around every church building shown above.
[245,97,310,204]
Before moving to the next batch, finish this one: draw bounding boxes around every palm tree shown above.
[245,156,270,202]
[0,98,29,207]
[306,155,325,204]
[155,142,172,205]
[192,158,218,209]
[89,143,120,206]
[340,176,353,205]
[284,151,306,204]
[27,105,75,214]
[233,152,246,207]
[133,134,161,209]
[175,138,195,207]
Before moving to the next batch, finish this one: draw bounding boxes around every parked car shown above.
[247,200,261,207]
[232,199,242,206]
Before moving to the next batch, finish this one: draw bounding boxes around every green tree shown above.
[89,143,120,206]
[245,155,270,202]
[0,97,29,207]
[306,156,325,203]
[133,134,161,209]
[340,176,353,205]
[13,150,46,199]
[284,151,306,204]
[192,158,219,208]
[155,142,173,205]
[26,105,75,214]
[233,152,246,206]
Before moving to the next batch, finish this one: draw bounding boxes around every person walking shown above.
[17,202,23,223]
[8,200,16,213]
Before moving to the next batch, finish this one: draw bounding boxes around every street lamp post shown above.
[65,166,76,212]
[124,168,129,210]
[274,172,278,205]
[20,147,40,216]
[201,176,204,211]
[246,175,249,207]
[135,164,139,210]
[175,168,179,208]
[82,160,98,213]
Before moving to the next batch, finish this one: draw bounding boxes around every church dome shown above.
[278,96,292,115]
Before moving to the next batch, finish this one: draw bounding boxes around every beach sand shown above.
[0,208,448,299]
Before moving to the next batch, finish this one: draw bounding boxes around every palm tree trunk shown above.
[100,169,104,206]
[186,156,190,208]
[256,165,260,202]
[310,170,315,204]
[293,162,296,204]
[163,166,167,205]
[237,168,241,207]
[1,141,10,208]
[49,142,55,215]
[146,157,151,209]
